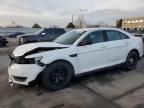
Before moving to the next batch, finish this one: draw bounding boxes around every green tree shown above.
[32,23,41,28]
[66,22,75,28]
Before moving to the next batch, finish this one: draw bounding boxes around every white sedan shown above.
[8,28,144,90]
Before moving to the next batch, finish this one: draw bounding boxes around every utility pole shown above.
[72,14,74,24]
[80,9,88,28]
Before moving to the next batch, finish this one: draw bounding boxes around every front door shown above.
[77,30,109,74]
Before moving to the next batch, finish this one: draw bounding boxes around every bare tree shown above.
[116,19,123,28]
[75,15,85,28]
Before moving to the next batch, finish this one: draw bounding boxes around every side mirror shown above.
[78,40,92,46]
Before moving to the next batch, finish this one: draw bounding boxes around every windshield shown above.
[35,29,44,35]
[54,30,86,45]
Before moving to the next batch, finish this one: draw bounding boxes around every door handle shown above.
[125,42,129,45]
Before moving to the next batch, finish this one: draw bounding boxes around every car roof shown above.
[44,28,65,30]
[73,27,122,32]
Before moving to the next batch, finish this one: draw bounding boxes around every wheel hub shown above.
[50,67,67,85]
[129,58,134,64]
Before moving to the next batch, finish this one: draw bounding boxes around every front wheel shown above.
[41,62,73,90]
[124,51,139,70]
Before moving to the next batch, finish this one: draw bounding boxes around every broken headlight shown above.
[15,57,35,64]
[34,56,45,67]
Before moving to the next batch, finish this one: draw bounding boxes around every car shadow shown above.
[71,67,129,86]
[12,67,130,93]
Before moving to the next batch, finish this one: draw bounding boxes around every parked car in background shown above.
[0,36,8,46]
[17,28,66,45]
[127,30,143,37]
[8,28,143,90]
[8,32,25,38]
[140,30,144,36]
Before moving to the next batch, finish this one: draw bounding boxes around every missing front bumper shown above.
[8,63,44,85]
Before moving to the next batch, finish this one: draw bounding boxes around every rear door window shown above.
[105,30,121,41]
[119,32,129,39]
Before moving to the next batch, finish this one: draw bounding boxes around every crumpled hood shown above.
[13,42,70,57]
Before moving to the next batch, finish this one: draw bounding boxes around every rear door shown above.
[103,30,130,65]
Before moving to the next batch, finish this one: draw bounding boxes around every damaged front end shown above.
[8,43,69,86]
[8,46,67,66]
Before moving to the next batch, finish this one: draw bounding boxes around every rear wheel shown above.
[124,51,139,70]
[42,61,73,90]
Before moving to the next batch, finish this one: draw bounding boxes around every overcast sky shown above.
[0,0,144,27]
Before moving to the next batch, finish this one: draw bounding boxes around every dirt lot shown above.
[0,39,144,108]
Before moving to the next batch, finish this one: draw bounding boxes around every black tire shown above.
[1,43,6,46]
[41,61,74,90]
[0,42,6,46]
[124,51,139,70]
